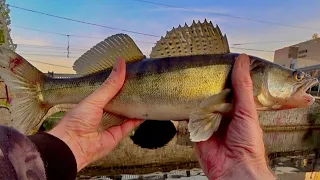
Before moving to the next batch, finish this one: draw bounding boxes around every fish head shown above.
[250,58,319,110]
[273,69,319,109]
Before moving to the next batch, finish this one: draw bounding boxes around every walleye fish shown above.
[0,20,318,143]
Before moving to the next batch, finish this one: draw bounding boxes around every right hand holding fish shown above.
[47,57,143,172]
[195,54,276,180]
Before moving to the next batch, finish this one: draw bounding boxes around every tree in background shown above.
[0,0,16,106]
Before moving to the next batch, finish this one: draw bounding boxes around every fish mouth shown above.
[302,78,319,99]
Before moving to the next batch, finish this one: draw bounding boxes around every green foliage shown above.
[0,99,9,107]
[42,111,66,131]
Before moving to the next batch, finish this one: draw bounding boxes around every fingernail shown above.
[239,55,249,70]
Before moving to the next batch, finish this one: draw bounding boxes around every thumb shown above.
[83,57,126,108]
[231,54,257,119]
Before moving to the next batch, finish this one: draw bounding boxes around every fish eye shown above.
[293,71,304,81]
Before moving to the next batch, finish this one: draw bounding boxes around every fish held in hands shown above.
[0,19,318,144]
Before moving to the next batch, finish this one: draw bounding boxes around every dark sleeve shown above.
[28,132,77,180]
[0,125,77,180]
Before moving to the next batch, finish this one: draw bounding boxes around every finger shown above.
[83,57,126,109]
[120,119,144,137]
[232,54,256,106]
[106,119,143,143]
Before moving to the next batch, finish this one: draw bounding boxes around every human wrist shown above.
[48,127,87,172]
[213,159,276,180]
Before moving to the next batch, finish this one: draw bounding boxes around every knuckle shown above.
[234,106,256,121]
[233,76,253,90]
[103,77,120,89]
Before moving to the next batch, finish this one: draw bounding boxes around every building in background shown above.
[274,34,320,69]
[273,34,320,95]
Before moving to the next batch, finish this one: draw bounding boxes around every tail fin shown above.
[0,47,50,135]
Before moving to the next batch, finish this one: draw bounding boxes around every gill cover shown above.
[266,67,296,100]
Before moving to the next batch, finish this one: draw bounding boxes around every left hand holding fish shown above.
[195,54,276,180]
[48,57,143,172]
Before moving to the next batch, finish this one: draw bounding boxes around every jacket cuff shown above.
[28,132,77,180]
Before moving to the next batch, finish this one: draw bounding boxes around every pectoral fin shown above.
[98,112,126,131]
[200,88,232,109]
[188,89,233,142]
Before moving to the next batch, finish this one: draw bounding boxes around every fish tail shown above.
[0,47,50,135]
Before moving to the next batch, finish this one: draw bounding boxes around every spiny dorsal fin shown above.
[73,33,145,76]
[150,19,230,59]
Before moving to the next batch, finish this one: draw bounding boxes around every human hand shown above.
[48,58,143,172]
[195,54,276,180]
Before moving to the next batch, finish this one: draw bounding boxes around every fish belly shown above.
[104,64,231,120]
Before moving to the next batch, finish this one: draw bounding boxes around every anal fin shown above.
[188,89,233,142]
[98,112,126,131]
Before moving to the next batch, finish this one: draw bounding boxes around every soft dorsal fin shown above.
[150,19,230,59]
[73,33,145,75]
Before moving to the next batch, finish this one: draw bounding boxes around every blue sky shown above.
[6,0,320,73]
